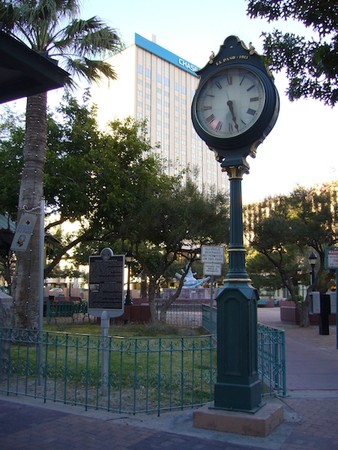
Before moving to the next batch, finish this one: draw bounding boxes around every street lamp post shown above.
[125,251,134,305]
[309,251,329,335]
[309,252,317,286]
[68,271,73,298]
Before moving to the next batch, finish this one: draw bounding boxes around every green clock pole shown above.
[190,36,280,413]
[214,160,261,412]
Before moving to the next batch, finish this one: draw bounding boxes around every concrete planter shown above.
[280,299,336,325]
[115,304,151,324]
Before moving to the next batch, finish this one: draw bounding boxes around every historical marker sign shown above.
[88,248,125,318]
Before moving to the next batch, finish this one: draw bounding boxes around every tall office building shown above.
[91,33,227,193]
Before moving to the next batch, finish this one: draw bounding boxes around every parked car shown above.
[257,298,268,307]
[49,287,65,297]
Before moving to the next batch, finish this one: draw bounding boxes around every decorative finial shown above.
[249,42,255,55]
[209,51,215,64]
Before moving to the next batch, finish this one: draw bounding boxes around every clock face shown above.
[194,67,266,139]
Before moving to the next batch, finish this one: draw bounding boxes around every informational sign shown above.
[325,246,338,269]
[204,263,222,276]
[201,245,225,264]
[88,248,125,318]
[324,246,338,349]
[10,213,37,252]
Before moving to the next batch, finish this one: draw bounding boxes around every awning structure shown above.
[0,30,69,248]
[0,30,69,104]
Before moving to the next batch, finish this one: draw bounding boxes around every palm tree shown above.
[0,1,123,328]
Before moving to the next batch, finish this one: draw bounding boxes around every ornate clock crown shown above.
[200,35,272,80]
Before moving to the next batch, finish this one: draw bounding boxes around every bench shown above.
[45,300,88,323]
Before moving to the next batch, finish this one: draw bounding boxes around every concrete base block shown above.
[193,400,284,437]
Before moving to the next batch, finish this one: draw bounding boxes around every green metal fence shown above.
[201,305,287,397]
[257,323,287,397]
[0,328,216,415]
[0,307,286,415]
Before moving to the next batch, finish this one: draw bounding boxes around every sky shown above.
[6,0,338,204]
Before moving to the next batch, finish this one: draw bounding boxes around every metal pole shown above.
[209,275,214,334]
[214,163,261,412]
[125,263,131,305]
[311,264,315,286]
[101,310,109,395]
[209,275,214,306]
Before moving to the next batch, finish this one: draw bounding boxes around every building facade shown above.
[91,33,227,193]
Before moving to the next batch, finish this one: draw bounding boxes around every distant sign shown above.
[325,246,338,269]
[201,245,224,264]
[10,213,37,252]
[204,263,222,276]
[88,248,125,318]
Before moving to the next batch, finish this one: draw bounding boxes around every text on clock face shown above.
[196,68,266,138]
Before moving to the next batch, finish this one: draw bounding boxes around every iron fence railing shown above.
[156,301,205,328]
[0,328,215,415]
[257,323,287,397]
[0,305,287,415]
[201,304,287,397]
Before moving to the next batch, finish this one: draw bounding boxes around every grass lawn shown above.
[43,321,206,337]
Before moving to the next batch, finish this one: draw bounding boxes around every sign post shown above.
[88,248,125,395]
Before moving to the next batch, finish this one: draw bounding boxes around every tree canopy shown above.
[246,0,338,106]
[0,0,124,87]
[0,0,124,328]
[126,178,229,320]
[246,183,338,325]
[0,93,230,322]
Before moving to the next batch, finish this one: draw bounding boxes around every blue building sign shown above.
[135,33,199,76]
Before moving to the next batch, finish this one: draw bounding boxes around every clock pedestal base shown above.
[215,282,261,412]
[193,398,284,437]
[214,379,262,413]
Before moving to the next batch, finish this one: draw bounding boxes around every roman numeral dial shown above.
[194,67,266,139]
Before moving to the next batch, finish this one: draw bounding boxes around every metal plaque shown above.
[88,248,125,318]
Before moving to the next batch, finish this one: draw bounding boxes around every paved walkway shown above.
[1,308,338,450]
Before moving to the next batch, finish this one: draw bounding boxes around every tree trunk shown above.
[140,271,148,299]
[159,268,188,323]
[297,288,312,328]
[148,277,159,322]
[296,299,310,327]
[12,93,47,329]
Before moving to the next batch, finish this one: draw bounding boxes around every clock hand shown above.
[227,100,239,132]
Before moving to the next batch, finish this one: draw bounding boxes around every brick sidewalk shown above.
[1,308,338,449]
[1,393,338,450]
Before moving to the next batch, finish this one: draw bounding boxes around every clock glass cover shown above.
[194,67,266,138]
